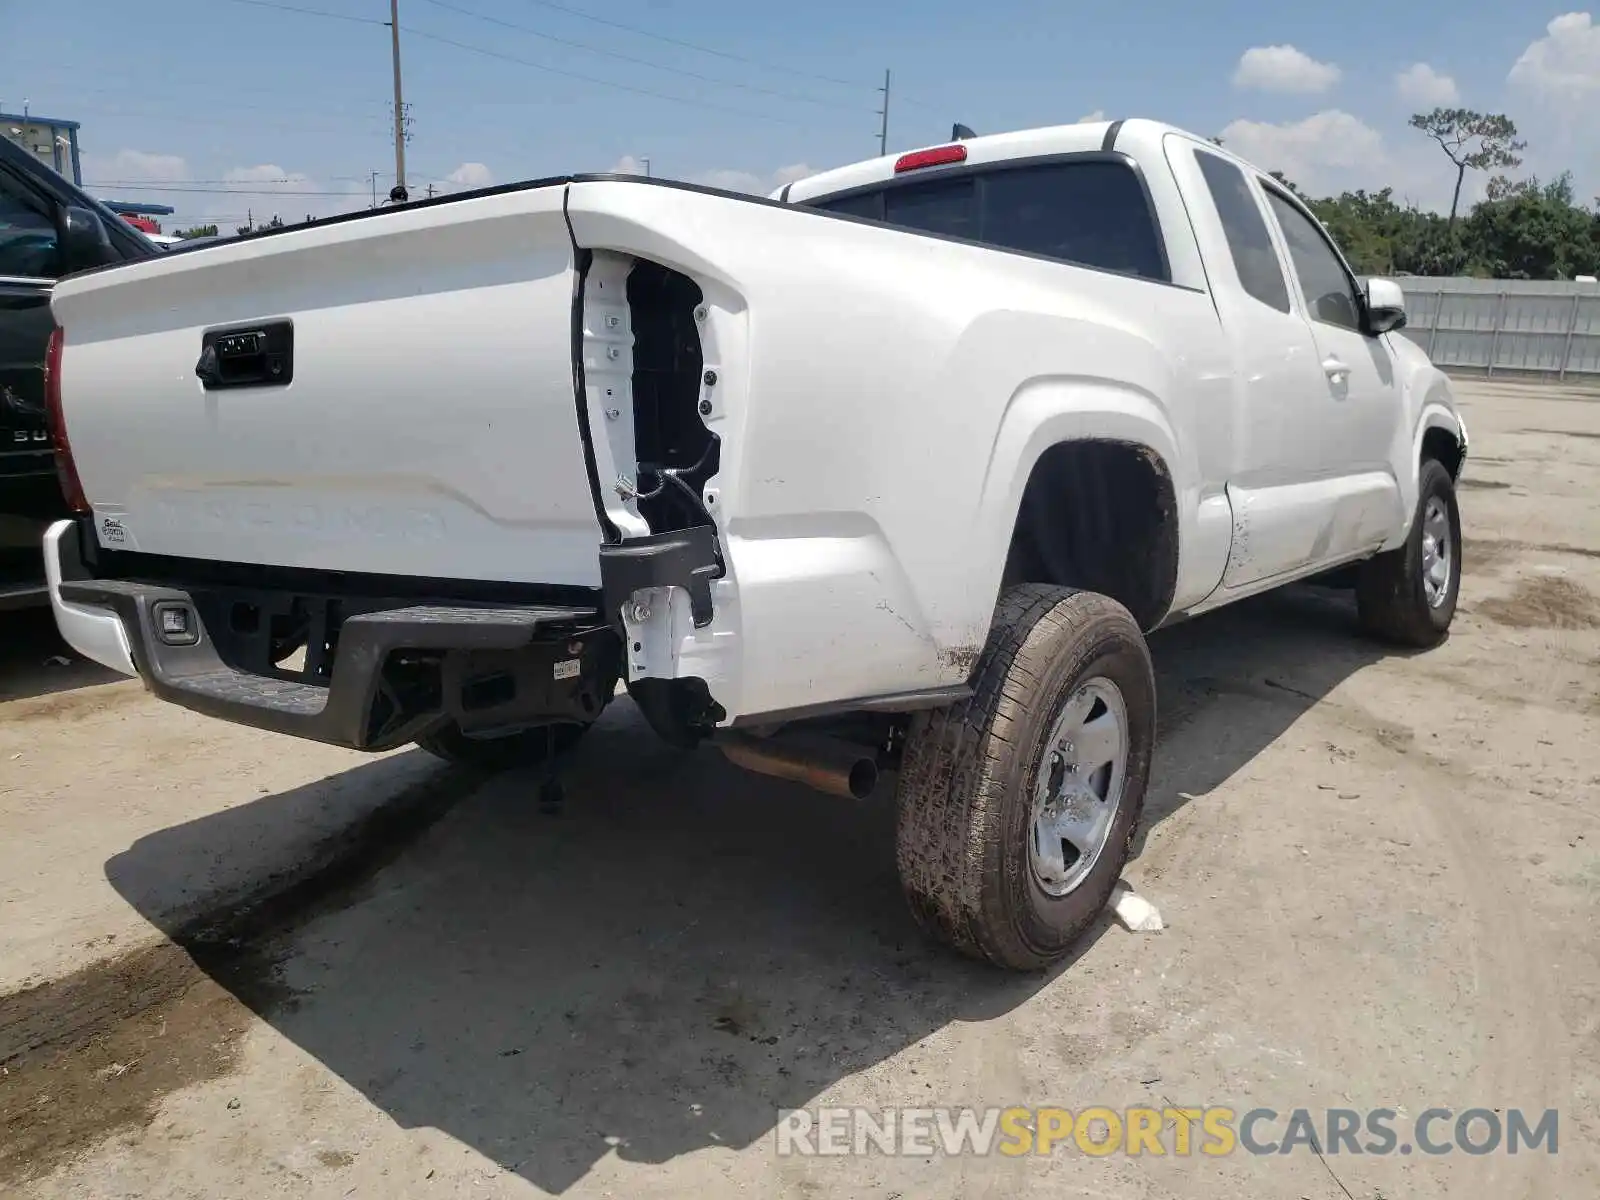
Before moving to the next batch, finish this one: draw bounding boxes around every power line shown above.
[403,27,808,126]
[211,0,834,127]
[67,104,385,137]
[419,0,860,112]
[511,0,863,89]
[223,0,865,96]
[222,0,384,25]
[86,183,368,195]
[91,178,307,186]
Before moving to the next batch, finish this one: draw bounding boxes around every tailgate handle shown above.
[197,320,294,390]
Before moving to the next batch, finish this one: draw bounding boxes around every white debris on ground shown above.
[1111,880,1164,932]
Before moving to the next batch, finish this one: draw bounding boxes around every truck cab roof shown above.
[777,118,1234,206]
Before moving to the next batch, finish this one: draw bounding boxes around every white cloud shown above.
[771,163,815,188]
[1221,111,1383,185]
[608,155,649,175]
[194,164,363,228]
[443,162,493,190]
[1395,62,1459,107]
[1509,11,1600,102]
[1077,110,1106,123]
[696,165,819,195]
[695,168,770,193]
[1232,45,1341,94]
[1216,109,1466,206]
[80,148,190,184]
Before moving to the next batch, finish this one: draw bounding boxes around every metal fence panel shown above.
[1395,278,1600,378]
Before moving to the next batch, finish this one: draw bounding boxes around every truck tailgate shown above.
[50,182,603,586]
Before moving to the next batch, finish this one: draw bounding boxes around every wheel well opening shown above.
[1421,425,1464,480]
[1003,440,1178,631]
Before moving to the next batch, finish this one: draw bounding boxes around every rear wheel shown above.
[1357,457,1461,648]
[894,585,1156,971]
[416,721,590,770]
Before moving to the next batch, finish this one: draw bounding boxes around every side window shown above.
[1263,189,1362,332]
[981,161,1166,281]
[1192,150,1290,312]
[0,177,59,279]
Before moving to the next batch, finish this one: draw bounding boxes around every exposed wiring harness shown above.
[621,437,720,528]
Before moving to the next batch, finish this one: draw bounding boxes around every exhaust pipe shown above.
[719,731,880,800]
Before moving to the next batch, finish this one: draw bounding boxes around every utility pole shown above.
[369,170,379,208]
[387,0,408,202]
[425,183,436,199]
[641,157,651,177]
[877,69,891,156]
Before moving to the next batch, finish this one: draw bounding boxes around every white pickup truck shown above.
[43,118,1466,970]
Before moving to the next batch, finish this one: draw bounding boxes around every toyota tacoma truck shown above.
[43,119,1467,970]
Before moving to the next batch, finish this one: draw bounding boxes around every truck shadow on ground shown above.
[0,609,123,703]
[103,584,1398,1194]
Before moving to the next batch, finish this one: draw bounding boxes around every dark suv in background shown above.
[1,135,156,609]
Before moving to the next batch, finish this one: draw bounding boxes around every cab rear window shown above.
[810,159,1168,283]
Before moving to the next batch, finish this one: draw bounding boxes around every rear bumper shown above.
[44,519,612,750]
[45,520,136,672]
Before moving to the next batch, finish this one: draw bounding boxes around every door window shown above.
[1263,189,1362,332]
[1192,150,1290,313]
[0,177,59,278]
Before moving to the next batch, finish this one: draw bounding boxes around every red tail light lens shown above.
[45,325,90,514]
[894,145,967,173]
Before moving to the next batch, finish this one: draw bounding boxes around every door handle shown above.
[1322,357,1350,384]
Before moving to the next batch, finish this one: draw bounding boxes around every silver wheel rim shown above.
[1029,677,1130,898]
[1421,496,1453,609]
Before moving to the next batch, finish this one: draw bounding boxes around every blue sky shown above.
[3,1,1596,229]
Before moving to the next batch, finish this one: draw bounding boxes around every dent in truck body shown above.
[565,171,1232,722]
[578,244,733,734]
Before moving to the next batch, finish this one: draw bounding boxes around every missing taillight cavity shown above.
[627,261,719,535]
[44,325,90,514]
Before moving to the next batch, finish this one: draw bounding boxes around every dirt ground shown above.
[2,376,1597,1199]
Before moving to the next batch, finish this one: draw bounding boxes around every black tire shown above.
[416,721,590,770]
[1356,457,1462,648]
[894,585,1156,971]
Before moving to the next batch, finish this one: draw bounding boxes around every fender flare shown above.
[1386,399,1467,551]
[970,379,1187,632]
[1412,403,1466,474]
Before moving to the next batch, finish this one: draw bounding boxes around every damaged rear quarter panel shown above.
[566,180,1211,719]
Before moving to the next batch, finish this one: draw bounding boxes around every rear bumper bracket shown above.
[597,525,722,627]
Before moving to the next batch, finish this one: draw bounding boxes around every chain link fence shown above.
[1395,277,1600,379]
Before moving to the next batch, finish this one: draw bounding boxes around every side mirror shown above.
[1363,277,1408,335]
[58,205,116,274]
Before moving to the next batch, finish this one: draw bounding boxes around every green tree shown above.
[1408,108,1527,228]
[235,214,286,236]
[1462,175,1597,279]
[175,224,218,239]
[1268,170,1307,200]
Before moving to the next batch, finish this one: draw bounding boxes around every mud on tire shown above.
[1356,456,1462,648]
[894,584,1156,971]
